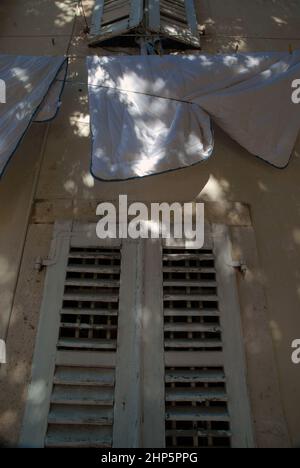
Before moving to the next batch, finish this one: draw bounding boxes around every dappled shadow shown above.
[0,0,76,34]
[1,0,300,449]
[198,0,300,54]
[84,51,300,181]
[0,0,79,448]
[202,6,300,37]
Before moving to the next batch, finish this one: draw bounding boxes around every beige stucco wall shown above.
[0,0,300,447]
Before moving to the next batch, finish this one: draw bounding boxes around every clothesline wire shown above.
[1,34,300,40]
[55,78,201,105]
[54,54,294,104]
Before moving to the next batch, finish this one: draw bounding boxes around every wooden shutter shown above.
[112,239,165,448]
[89,0,144,46]
[20,222,123,448]
[89,0,201,48]
[162,225,254,448]
[147,0,201,47]
[21,222,253,448]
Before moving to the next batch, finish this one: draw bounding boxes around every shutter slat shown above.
[96,18,130,36]
[60,323,118,331]
[166,407,230,422]
[165,339,222,349]
[163,280,217,287]
[65,279,120,288]
[66,265,120,274]
[166,369,226,383]
[58,338,117,350]
[102,4,130,25]
[164,323,221,333]
[45,426,112,448]
[48,405,113,426]
[164,308,219,317]
[69,252,121,260]
[163,266,216,273]
[164,294,218,302]
[166,387,227,402]
[166,429,232,438]
[56,351,115,368]
[163,253,215,261]
[161,0,186,20]
[54,367,115,387]
[165,351,224,367]
[61,308,118,317]
[63,293,119,302]
[51,386,114,406]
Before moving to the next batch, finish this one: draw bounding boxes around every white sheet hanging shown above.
[0,55,68,177]
[87,53,300,180]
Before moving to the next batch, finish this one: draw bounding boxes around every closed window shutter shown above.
[20,222,123,448]
[163,225,254,448]
[147,0,201,47]
[21,222,253,448]
[89,0,144,46]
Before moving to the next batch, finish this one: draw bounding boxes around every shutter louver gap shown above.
[45,246,121,448]
[163,247,232,448]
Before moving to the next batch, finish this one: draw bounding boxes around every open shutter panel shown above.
[20,223,123,448]
[89,0,144,46]
[163,226,254,448]
[89,0,200,48]
[147,0,201,47]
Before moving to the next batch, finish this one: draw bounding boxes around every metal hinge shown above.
[230,260,247,276]
[34,256,58,272]
[34,230,72,272]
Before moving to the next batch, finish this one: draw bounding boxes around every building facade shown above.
[0,0,300,448]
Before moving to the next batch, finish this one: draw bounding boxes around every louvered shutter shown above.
[21,222,254,448]
[162,225,254,448]
[147,0,201,47]
[89,0,144,46]
[20,222,124,448]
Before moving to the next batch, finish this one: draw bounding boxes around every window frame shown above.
[20,220,254,448]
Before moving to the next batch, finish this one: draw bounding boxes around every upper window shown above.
[88,0,201,48]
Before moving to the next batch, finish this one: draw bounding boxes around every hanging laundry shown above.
[0,55,68,178]
[87,52,300,180]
